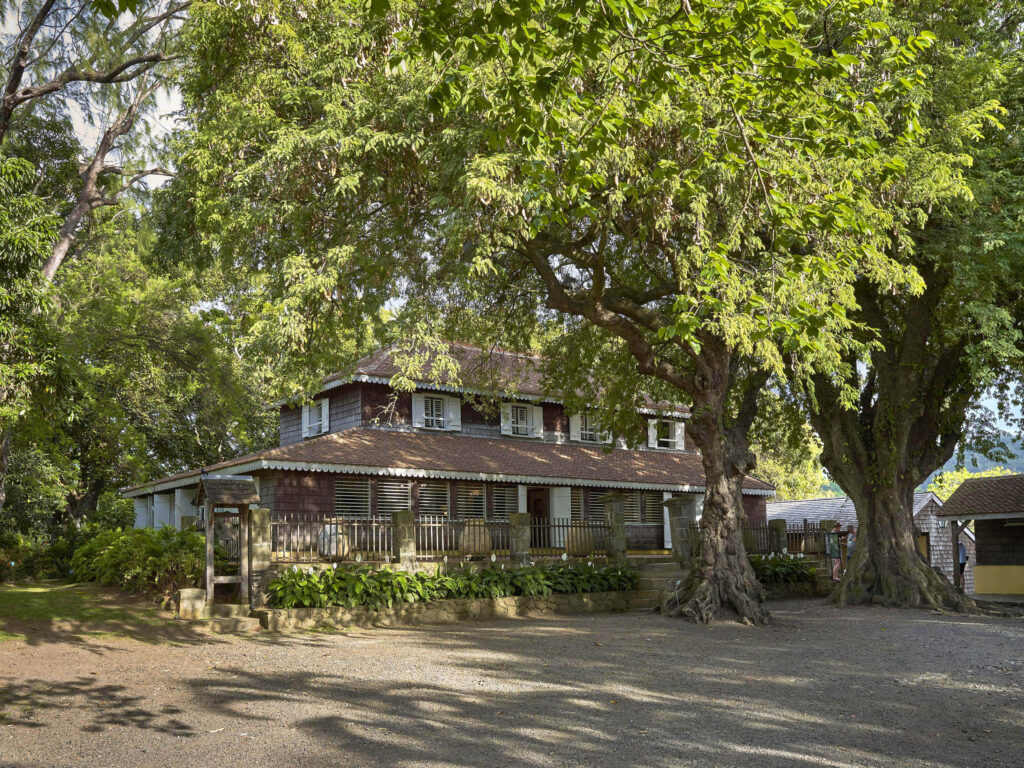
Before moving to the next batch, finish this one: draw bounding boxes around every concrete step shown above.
[190,616,262,633]
[206,603,252,619]
[636,562,685,573]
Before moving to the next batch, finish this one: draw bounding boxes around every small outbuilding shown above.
[938,474,1024,598]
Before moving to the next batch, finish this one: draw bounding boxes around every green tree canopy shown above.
[172,0,946,622]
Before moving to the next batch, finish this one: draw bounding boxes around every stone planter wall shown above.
[763,581,831,600]
[254,590,637,632]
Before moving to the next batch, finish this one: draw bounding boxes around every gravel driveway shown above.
[0,601,1021,768]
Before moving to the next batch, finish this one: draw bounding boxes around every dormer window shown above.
[648,418,683,450]
[423,395,445,429]
[501,402,544,438]
[302,398,330,438]
[570,412,611,443]
[412,393,462,431]
[580,413,598,442]
[510,404,529,436]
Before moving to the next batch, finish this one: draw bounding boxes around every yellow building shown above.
[938,475,1024,598]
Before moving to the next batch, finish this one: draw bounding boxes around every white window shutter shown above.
[500,403,513,435]
[569,414,581,441]
[446,397,462,431]
[301,403,310,438]
[647,419,658,448]
[411,393,425,428]
[672,421,683,449]
[531,405,544,438]
[320,398,330,434]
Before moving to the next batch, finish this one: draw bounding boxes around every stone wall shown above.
[254,590,637,631]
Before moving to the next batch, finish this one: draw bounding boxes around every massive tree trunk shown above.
[833,472,971,610]
[663,431,767,623]
[807,276,977,611]
[661,345,768,624]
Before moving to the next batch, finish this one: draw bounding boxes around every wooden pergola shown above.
[195,475,260,606]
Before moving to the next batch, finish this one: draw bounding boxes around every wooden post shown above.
[239,506,250,605]
[204,505,215,605]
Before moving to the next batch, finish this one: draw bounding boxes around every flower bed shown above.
[266,562,638,609]
[748,552,816,584]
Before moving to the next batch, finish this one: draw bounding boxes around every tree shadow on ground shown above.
[0,602,1020,767]
[177,604,1023,768]
[0,676,195,736]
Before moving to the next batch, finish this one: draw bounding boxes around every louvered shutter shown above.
[301,404,310,438]
[647,419,658,448]
[491,485,516,521]
[457,482,485,519]
[530,405,544,438]
[411,393,425,428]
[419,481,450,517]
[335,477,371,518]
[569,414,581,441]
[446,396,462,431]
[673,421,684,449]
[377,480,410,518]
[500,403,513,435]
[320,398,330,434]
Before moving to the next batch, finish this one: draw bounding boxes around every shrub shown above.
[266,562,639,610]
[70,527,223,601]
[748,552,816,584]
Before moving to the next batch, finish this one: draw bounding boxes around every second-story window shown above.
[423,395,445,429]
[511,404,530,436]
[302,397,329,438]
[579,413,599,442]
[648,418,682,449]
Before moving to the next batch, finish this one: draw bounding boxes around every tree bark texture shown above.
[807,272,977,611]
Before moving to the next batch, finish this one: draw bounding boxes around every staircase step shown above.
[206,603,252,619]
[191,616,262,633]
[636,563,685,573]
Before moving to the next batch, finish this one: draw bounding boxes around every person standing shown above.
[959,540,968,580]
[847,527,857,564]
[827,523,843,582]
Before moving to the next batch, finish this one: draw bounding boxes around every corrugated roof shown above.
[766,492,939,529]
[125,427,774,495]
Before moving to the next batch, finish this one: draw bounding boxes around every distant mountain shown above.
[920,435,1024,489]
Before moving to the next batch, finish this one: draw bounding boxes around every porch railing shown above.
[529,520,612,557]
[271,516,392,563]
[415,516,511,560]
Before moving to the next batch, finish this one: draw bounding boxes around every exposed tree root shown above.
[831,548,978,614]
[662,567,769,625]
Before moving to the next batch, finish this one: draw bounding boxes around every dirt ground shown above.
[0,600,1021,768]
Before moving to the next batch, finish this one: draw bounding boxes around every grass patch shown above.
[0,582,164,642]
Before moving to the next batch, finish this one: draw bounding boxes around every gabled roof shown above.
[125,427,773,497]
[938,474,1024,520]
[303,342,688,415]
[766,492,940,529]
[194,475,260,507]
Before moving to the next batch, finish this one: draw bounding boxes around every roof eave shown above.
[124,458,774,497]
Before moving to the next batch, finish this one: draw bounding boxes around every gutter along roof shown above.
[124,427,774,497]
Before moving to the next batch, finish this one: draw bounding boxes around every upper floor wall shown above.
[279,381,694,452]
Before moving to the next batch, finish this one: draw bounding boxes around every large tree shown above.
[799,0,1024,609]
[174,0,940,622]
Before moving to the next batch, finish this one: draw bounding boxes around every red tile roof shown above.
[125,428,773,494]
